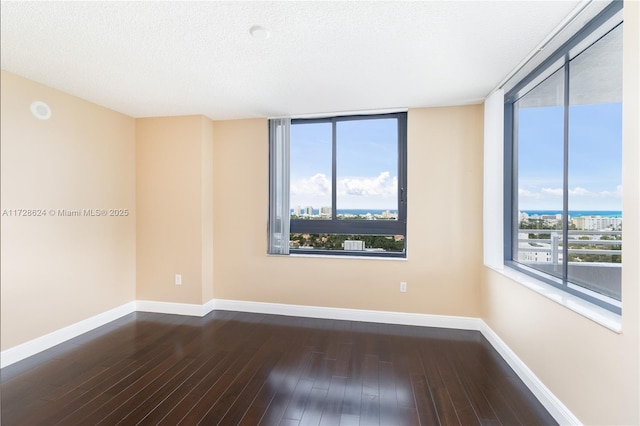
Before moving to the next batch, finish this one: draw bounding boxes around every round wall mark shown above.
[30,101,52,120]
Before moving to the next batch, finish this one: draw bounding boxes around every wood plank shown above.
[215,352,282,425]
[299,387,328,426]
[410,373,441,425]
[318,376,347,426]
[258,349,313,425]
[129,351,230,425]
[419,343,461,426]
[241,340,309,425]
[378,361,400,426]
[163,350,257,424]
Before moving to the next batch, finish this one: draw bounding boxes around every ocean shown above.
[292,209,397,216]
[291,209,623,218]
[522,210,622,218]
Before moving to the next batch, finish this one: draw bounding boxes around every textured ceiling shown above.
[1,1,583,120]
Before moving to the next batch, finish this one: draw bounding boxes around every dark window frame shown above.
[290,112,408,258]
[503,1,623,314]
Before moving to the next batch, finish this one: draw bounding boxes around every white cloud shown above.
[541,187,563,196]
[570,187,590,196]
[518,188,540,199]
[537,186,613,197]
[519,184,622,210]
[291,173,330,196]
[290,172,398,209]
[599,185,623,197]
[338,172,397,197]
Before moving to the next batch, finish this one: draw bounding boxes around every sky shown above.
[289,102,622,213]
[290,118,398,210]
[516,21,622,213]
[517,102,622,211]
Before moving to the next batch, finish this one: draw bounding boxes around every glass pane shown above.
[336,118,398,220]
[290,122,332,220]
[567,25,622,300]
[514,67,565,279]
[290,233,405,252]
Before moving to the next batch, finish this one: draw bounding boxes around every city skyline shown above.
[290,206,620,216]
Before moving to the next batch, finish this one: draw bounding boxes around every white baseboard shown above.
[0,297,579,425]
[136,300,215,317]
[212,298,481,330]
[0,301,136,369]
[478,322,581,425]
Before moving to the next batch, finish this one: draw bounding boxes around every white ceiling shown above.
[1,1,583,120]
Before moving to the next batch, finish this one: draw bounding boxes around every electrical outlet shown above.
[175,274,182,285]
[400,281,407,293]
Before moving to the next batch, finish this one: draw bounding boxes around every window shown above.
[504,3,623,313]
[271,112,407,257]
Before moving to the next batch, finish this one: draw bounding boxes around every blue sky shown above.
[290,101,622,212]
[517,102,622,211]
[290,118,398,209]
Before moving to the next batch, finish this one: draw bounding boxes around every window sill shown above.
[288,253,408,261]
[487,264,621,333]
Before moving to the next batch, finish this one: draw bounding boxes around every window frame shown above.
[289,112,408,258]
[503,1,623,314]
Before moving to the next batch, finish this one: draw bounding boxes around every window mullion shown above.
[331,119,337,222]
[562,59,570,283]
[400,116,408,225]
[508,103,518,263]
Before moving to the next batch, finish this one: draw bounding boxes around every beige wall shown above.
[201,119,215,303]
[480,3,640,424]
[0,71,136,350]
[212,106,484,317]
[136,115,214,304]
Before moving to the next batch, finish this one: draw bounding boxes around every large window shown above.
[288,112,407,257]
[505,3,622,313]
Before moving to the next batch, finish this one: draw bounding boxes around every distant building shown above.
[519,247,553,263]
[293,205,300,216]
[304,206,314,215]
[320,206,331,217]
[574,216,622,231]
[517,233,553,263]
[343,240,365,251]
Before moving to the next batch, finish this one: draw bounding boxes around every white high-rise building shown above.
[304,206,314,216]
[293,205,300,216]
[574,216,622,231]
[344,240,365,251]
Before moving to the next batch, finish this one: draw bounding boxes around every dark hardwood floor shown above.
[0,311,557,425]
